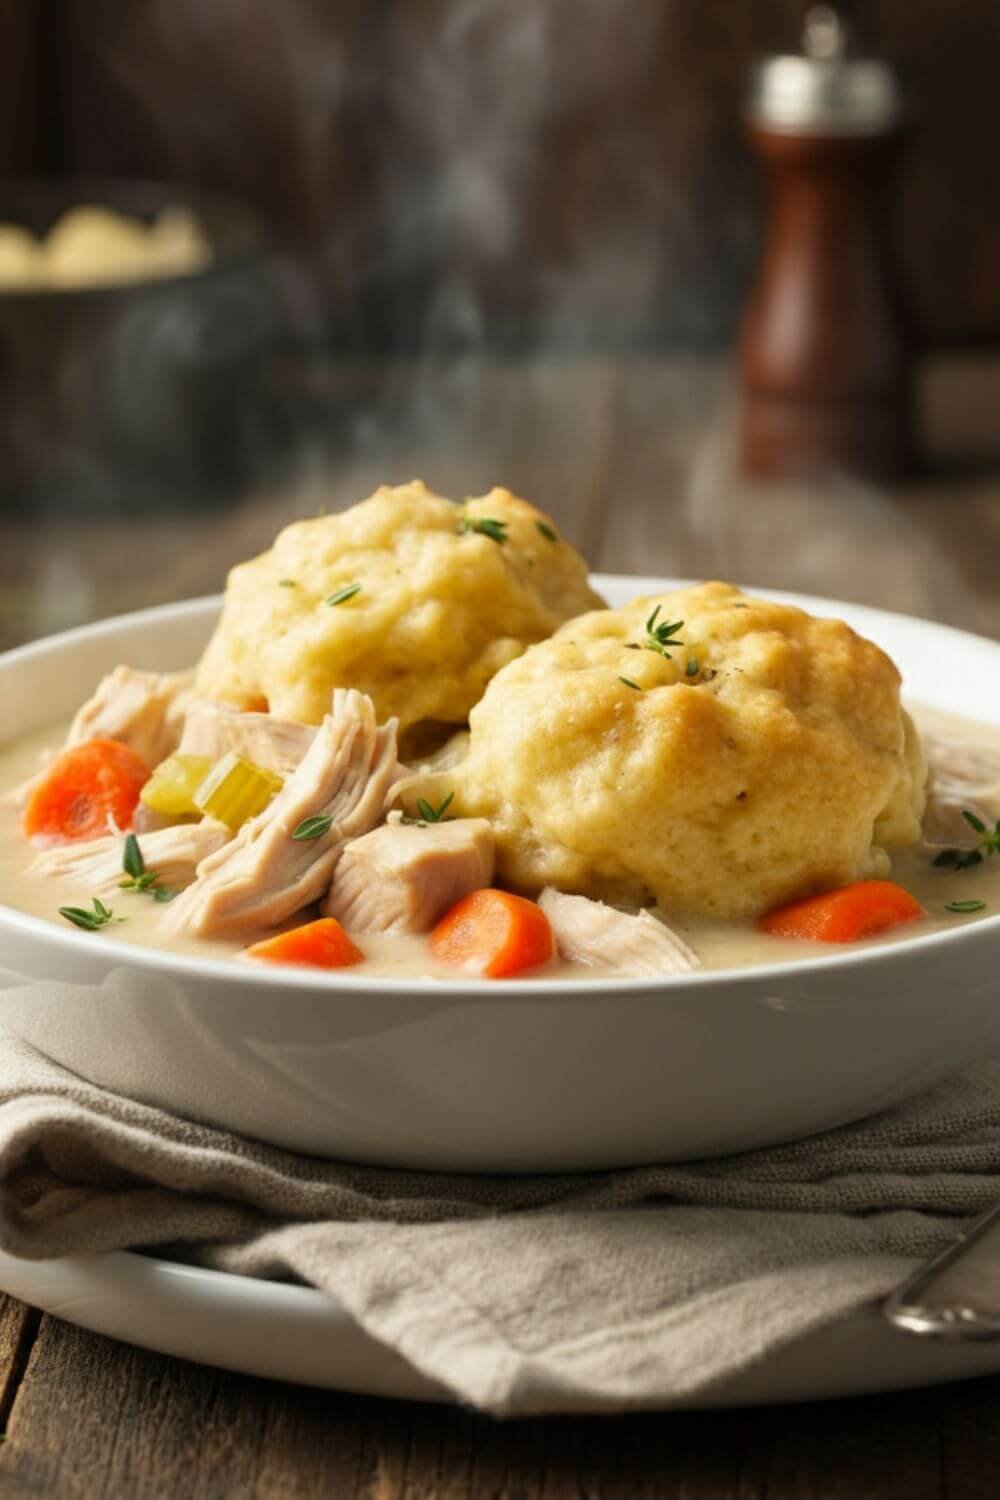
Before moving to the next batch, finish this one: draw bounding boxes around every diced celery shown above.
[193,752,283,830]
[140,754,213,817]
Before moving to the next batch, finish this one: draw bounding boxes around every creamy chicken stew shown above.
[0,701,997,981]
[1,486,997,981]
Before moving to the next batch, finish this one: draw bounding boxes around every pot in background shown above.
[0,179,301,515]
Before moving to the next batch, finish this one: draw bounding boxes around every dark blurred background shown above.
[4,0,1000,353]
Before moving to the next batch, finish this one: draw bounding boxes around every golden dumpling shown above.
[195,481,604,742]
[436,582,927,920]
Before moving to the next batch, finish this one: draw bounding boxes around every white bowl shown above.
[0,578,998,1172]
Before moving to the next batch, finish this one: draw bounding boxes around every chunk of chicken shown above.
[32,819,231,894]
[163,690,399,939]
[922,734,1000,847]
[179,701,317,779]
[66,666,194,766]
[538,888,702,976]
[324,817,495,934]
[5,666,194,809]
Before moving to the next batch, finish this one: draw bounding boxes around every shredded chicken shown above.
[4,666,193,808]
[538,888,702,976]
[179,700,317,779]
[163,690,399,939]
[922,734,1000,847]
[66,666,193,765]
[324,816,494,933]
[32,819,231,894]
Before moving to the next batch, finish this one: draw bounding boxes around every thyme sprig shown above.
[59,898,119,932]
[402,793,455,826]
[933,811,1000,871]
[634,607,685,660]
[459,514,508,545]
[118,832,175,902]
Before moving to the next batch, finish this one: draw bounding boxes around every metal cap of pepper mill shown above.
[747,5,904,135]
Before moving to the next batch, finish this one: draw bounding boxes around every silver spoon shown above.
[885,1202,1000,1340]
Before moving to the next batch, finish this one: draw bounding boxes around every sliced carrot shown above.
[429,889,554,978]
[247,917,364,970]
[758,880,926,944]
[24,739,151,844]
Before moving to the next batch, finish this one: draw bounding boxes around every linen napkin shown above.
[1,1006,997,1416]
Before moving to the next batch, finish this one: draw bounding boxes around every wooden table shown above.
[1,355,999,1497]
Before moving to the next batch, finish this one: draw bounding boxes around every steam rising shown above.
[0,2,974,650]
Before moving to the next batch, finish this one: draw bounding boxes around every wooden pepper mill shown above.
[738,6,912,481]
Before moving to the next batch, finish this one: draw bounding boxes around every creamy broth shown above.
[1,705,998,978]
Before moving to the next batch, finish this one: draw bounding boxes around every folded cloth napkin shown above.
[2,1017,998,1416]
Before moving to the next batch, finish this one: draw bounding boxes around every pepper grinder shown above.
[738,6,912,482]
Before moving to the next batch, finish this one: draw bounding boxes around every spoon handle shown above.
[886,1202,1000,1341]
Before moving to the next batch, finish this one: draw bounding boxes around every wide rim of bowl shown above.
[0,588,997,1000]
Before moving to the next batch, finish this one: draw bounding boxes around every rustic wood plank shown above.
[14,1310,1000,1499]
[0,1312,753,1500]
[735,1389,944,1500]
[934,1375,1000,1500]
[0,1297,40,1436]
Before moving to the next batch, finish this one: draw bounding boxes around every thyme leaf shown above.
[122,833,145,881]
[535,521,557,542]
[59,899,119,932]
[945,898,987,914]
[279,579,298,588]
[292,814,334,841]
[458,515,508,545]
[618,676,641,691]
[324,583,362,608]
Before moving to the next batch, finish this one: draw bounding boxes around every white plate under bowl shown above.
[4,1245,1000,1409]
[0,579,998,1171]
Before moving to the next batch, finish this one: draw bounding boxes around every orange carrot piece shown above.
[24,739,151,843]
[429,889,554,977]
[247,917,364,970]
[758,880,926,944]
